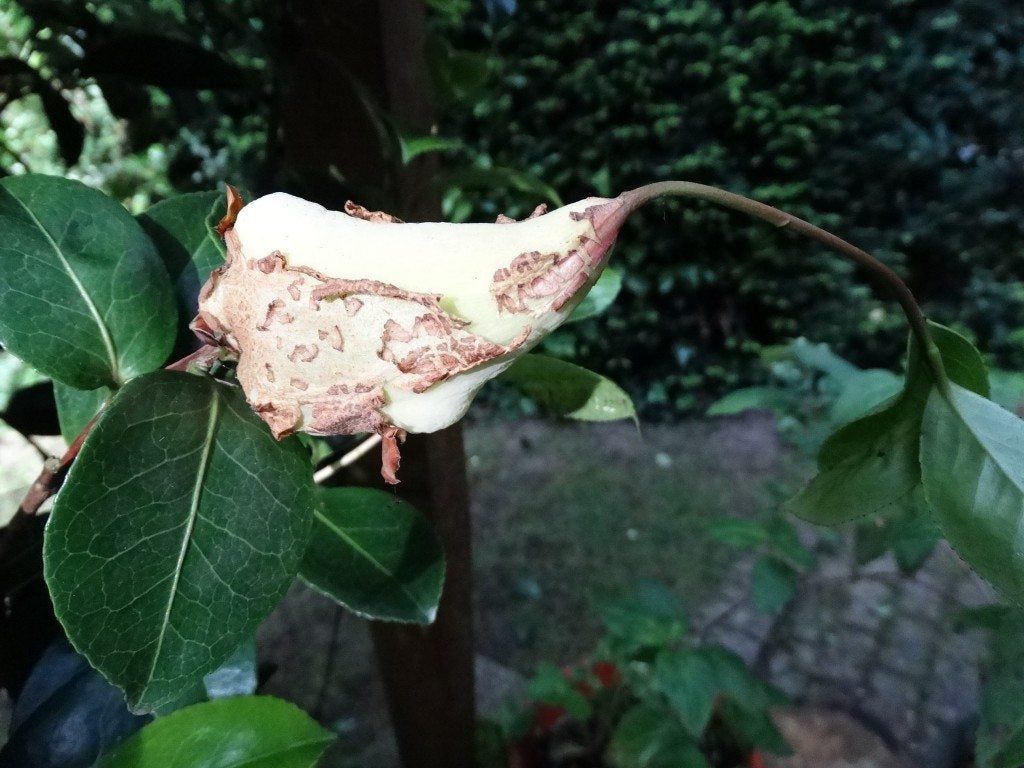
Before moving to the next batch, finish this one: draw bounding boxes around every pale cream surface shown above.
[200,193,617,437]
[232,193,609,345]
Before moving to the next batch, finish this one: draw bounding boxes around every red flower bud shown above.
[592,660,621,687]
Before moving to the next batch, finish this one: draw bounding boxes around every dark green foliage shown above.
[501,353,637,422]
[921,384,1024,605]
[0,175,176,389]
[440,1,1024,414]
[139,190,227,354]
[95,696,335,768]
[787,323,988,525]
[5,0,271,195]
[608,704,707,768]
[0,57,83,165]
[301,487,445,624]
[853,489,940,576]
[53,382,110,442]
[44,371,316,713]
[706,516,814,615]
[484,582,788,765]
[960,608,1024,768]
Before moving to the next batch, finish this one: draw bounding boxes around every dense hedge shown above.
[441,0,1024,414]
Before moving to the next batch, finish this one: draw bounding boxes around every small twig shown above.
[22,435,49,462]
[17,414,97,516]
[313,434,383,484]
[165,345,222,372]
[625,181,952,395]
[14,345,222,518]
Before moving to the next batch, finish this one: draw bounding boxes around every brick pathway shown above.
[698,535,995,767]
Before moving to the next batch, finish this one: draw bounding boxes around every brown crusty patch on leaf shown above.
[344,200,405,224]
[379,314,530,393]
[312,385,387,432]
[194,227,531,483]
[495,203,548,224]
[491,205,606,315]
[490,248,593,314]
[309,279,442,311]
[288,344,320,363]
[318,326,345,352]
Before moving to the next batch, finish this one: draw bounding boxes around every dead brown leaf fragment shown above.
[216,184,245,235]
[344,200,405,224]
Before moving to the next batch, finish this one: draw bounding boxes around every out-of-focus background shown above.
[1,1,1022,767]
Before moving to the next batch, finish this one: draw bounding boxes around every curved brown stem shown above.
[14,345,222,518]
[17,414,98,516]
[623,181,952,394]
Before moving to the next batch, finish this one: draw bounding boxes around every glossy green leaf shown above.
[706,518,769,549]
[750,557,797,614]
[854,488,939,575]
[921,384,1024,604]
[933,327,990,397]
[788,323,987,524]
[399,134,462,165]
[300,487,445,624]
[95,696,334,768]
[719,699,790,755]
[568,267,623,323]
[608,704,706,768]
[974,610,1024,768]
[139,191,226,354]
[707,386,796,418]
[44,371,316,713]
[788,394,923,525]
[53,381,110,442]
[596,581,688,655]
[652,649,718,736]
[0,175,176,389]
[827,368,902,426]
[503,354,636,422]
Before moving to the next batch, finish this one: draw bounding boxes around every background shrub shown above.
[441,0,1024,415]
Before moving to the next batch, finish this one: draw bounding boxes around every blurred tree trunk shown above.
[275,3,477,767]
